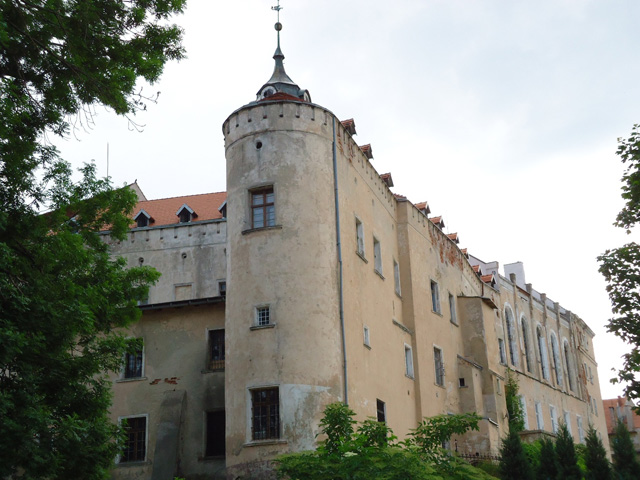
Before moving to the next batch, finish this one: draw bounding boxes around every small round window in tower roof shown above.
[261,86,276,99]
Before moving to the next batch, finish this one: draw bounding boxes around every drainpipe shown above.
[332,117,348,405]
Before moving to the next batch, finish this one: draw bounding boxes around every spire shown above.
[256,2,311,102]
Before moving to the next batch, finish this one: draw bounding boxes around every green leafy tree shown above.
[499,429,534,480]
[611,420,640,480]
[584,425,612,480]
[505,369,525,433]
[555,423,581,480]
[534,437,558,480]
[0,0,184,477]
[598,124,640,403]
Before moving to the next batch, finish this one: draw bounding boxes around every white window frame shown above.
[550,405,558,433]
[117,414,149,464]
[433,346,445,387]
[504,305,518,367]
[393,260,401,296]
[404,344,414,378]
[363,325,371,347]
[550,332,563,386]
[520,395,529,430]
[430,280,441,314]
[537,325,550,380]
[255,305,272,327]
[373,237,382,275]
[449,293,457,324]
[577,415,584,443]
[563,411,572,435]
[355,217,365,257]
[535,401,544,430]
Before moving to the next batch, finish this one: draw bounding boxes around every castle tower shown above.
[222,15,345,477]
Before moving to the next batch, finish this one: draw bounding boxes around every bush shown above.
[499,429,533,480]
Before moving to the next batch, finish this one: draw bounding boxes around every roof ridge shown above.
[139,191,227,203]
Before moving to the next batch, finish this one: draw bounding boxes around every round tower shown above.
[223,18,345,477]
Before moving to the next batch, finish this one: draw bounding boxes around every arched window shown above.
[550,333,563,386]
[537,325,550,380]
[521,316,532,373]
[564,340,575,392]
[505,307,518,366]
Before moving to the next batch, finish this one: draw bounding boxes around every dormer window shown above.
[176,204,197,224]
[218,200,227,219]
[134,209,153,228]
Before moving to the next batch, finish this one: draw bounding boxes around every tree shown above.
[584,424,612,480]
[499,429,534,480]
[505,369,525,433]
[0,1,184,477]
[534,437,558,480]
[555,423,581,480]
[598,124,640,404]
[611,419,640,480]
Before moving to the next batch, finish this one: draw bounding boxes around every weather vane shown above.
[271,0,282,25]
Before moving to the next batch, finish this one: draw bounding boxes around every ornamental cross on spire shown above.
[271,0,282,23]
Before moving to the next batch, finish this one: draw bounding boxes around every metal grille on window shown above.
[251,387,279,440]
[257,307,270,326]
[121,417,146,462]
[209,330,225,370]
[124,346,143,378]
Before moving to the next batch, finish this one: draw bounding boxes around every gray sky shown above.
[56,0,640,400]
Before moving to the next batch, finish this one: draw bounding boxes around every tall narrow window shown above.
[521,316,532,373]
[563,411,572,435]
[498,338,507,365]
[124,339,143,379]
[373,237,382,274]
[251,187,275,229]
[449,293,457,324]
[376,399,386,423]
[393,260,401,295]
[535,402,544,429]
[520,396,529,430]
[577,416,584,443]
[564,340,575,392]
[363,326,371,347]
[404,344,414,378]
[356,218,365,257]
[550,333,563,386]
[205,410,226,457]
[208,329,225,370]
[505,307,518,366]
[251,387,280,440]
[120,416,147,463]
[550,405,558,433]
[434,347,445,386]
[430,280,440,314]
[537,326,550,380]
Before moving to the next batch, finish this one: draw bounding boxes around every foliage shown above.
[533,437,557,480]
[474,460,501,478]
[555,423,581,480]
[584,425,612,480]
[504,369,525,433]
[611,419,640,480]
[499,429,534,480]
[598,124,640,403]
[276,402,488,480]
[0,0,183,477]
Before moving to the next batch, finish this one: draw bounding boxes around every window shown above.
[609,406,616,426]
[256,306,271,326]
[505,307,518,366]
[356,218,365,256]
[449,293,457,324]
[498,338,507,365]
[459,377,466,387]
[588,365,593,384]
[376,399,386,423]
[137,215,149,228]
[176,204,196,223]
[120,416,147,463]
[404,344,414,378]
[373,237,382,274]
[205,411,226,457]
[521,316,532,373]
[251,387,280,441]
[563,411,572,435]
[434,347,444,386]
[208,329,225,370]
[537,326,550,380]
[520,396,529,430]
[577,416,584,443]
[218,281,227,297]
[363,326,370,347]
[251,187,275,229]
[430,280,440,314]
[550,405,558,433]
[593,398,598,416]
[550,333,563,386]
[393,260,401,295]
[124,339,143,379]
[535,402,544,430]
[564,340,575,392]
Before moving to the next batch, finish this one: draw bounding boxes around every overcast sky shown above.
[56,0,640,400]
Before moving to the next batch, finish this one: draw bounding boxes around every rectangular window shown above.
[404,344,414,378]
[609,406,616,426]
[251,187,275,229]
[208,329,225,370]
[356,218,365,256]
[564,411,572,435]
[459,378,466,387]
[535,402,544,430]
[434,347,444,386]
[430,280,440,314]
[376,399,386,423]
[593,398,598,416]
[373,237,382,274]
[588,365,593,384]
[550,405,558,433]
[120,416,147,463]
[577,415,584,443]
[256,306,271,326]
[449,293,457,324]
[251,387,280,441]
[124,340,143,379]
[498,338,507,365]
[363,326,370,347]
[218,281,227,297]
[205,410,226,457]
[393,260,401,295]
[520,396,529,430]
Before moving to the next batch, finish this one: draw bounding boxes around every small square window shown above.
[124,339,143,379]
[251,387,280,441]
[434,347,444,386]
[363,326,370,347]
[430,280,440,314]
[373,237,382,274]
[256,306,271,326]
[404,344,414,378]
[376,399,386,423]
[120,416,147,463]
[251,187,275,229]
[449,293,457,324]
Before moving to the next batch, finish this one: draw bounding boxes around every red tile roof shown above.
[447,233,459,244]
[481,274,495,285]
[341,118,357,135]
[258,92,305,103]
[472,265,481,273]
[360,144,373,160]
[132,192,227,228]
[415,201,431,214]
[429,216,445,229]
[380,172,394,187]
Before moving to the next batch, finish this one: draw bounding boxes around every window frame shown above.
[549,405,558,433]
[504,306,518,367]
[363,325,371,348]
[123,339,144,380]
[498,338,507,365]
[537,325,550,380]
[577,415,584,443]
[373,236,382,275]
[449,292,457,325]
[535,401,544,430]
[393,259,401,296]
[550,332,563,386]
[355,217,365,258]
[208,329,225,371]
[404,344,414,379]
[250,386,280,441]
[376,399,386,423]
[520,315,532,373]
[433,346,445,387]
[250,186,276,229]
[430,280,441,314]
[520,395,529,430]
[118,414,148,464]
[255,305,271,327]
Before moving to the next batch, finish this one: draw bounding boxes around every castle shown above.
[105,14,609,480]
